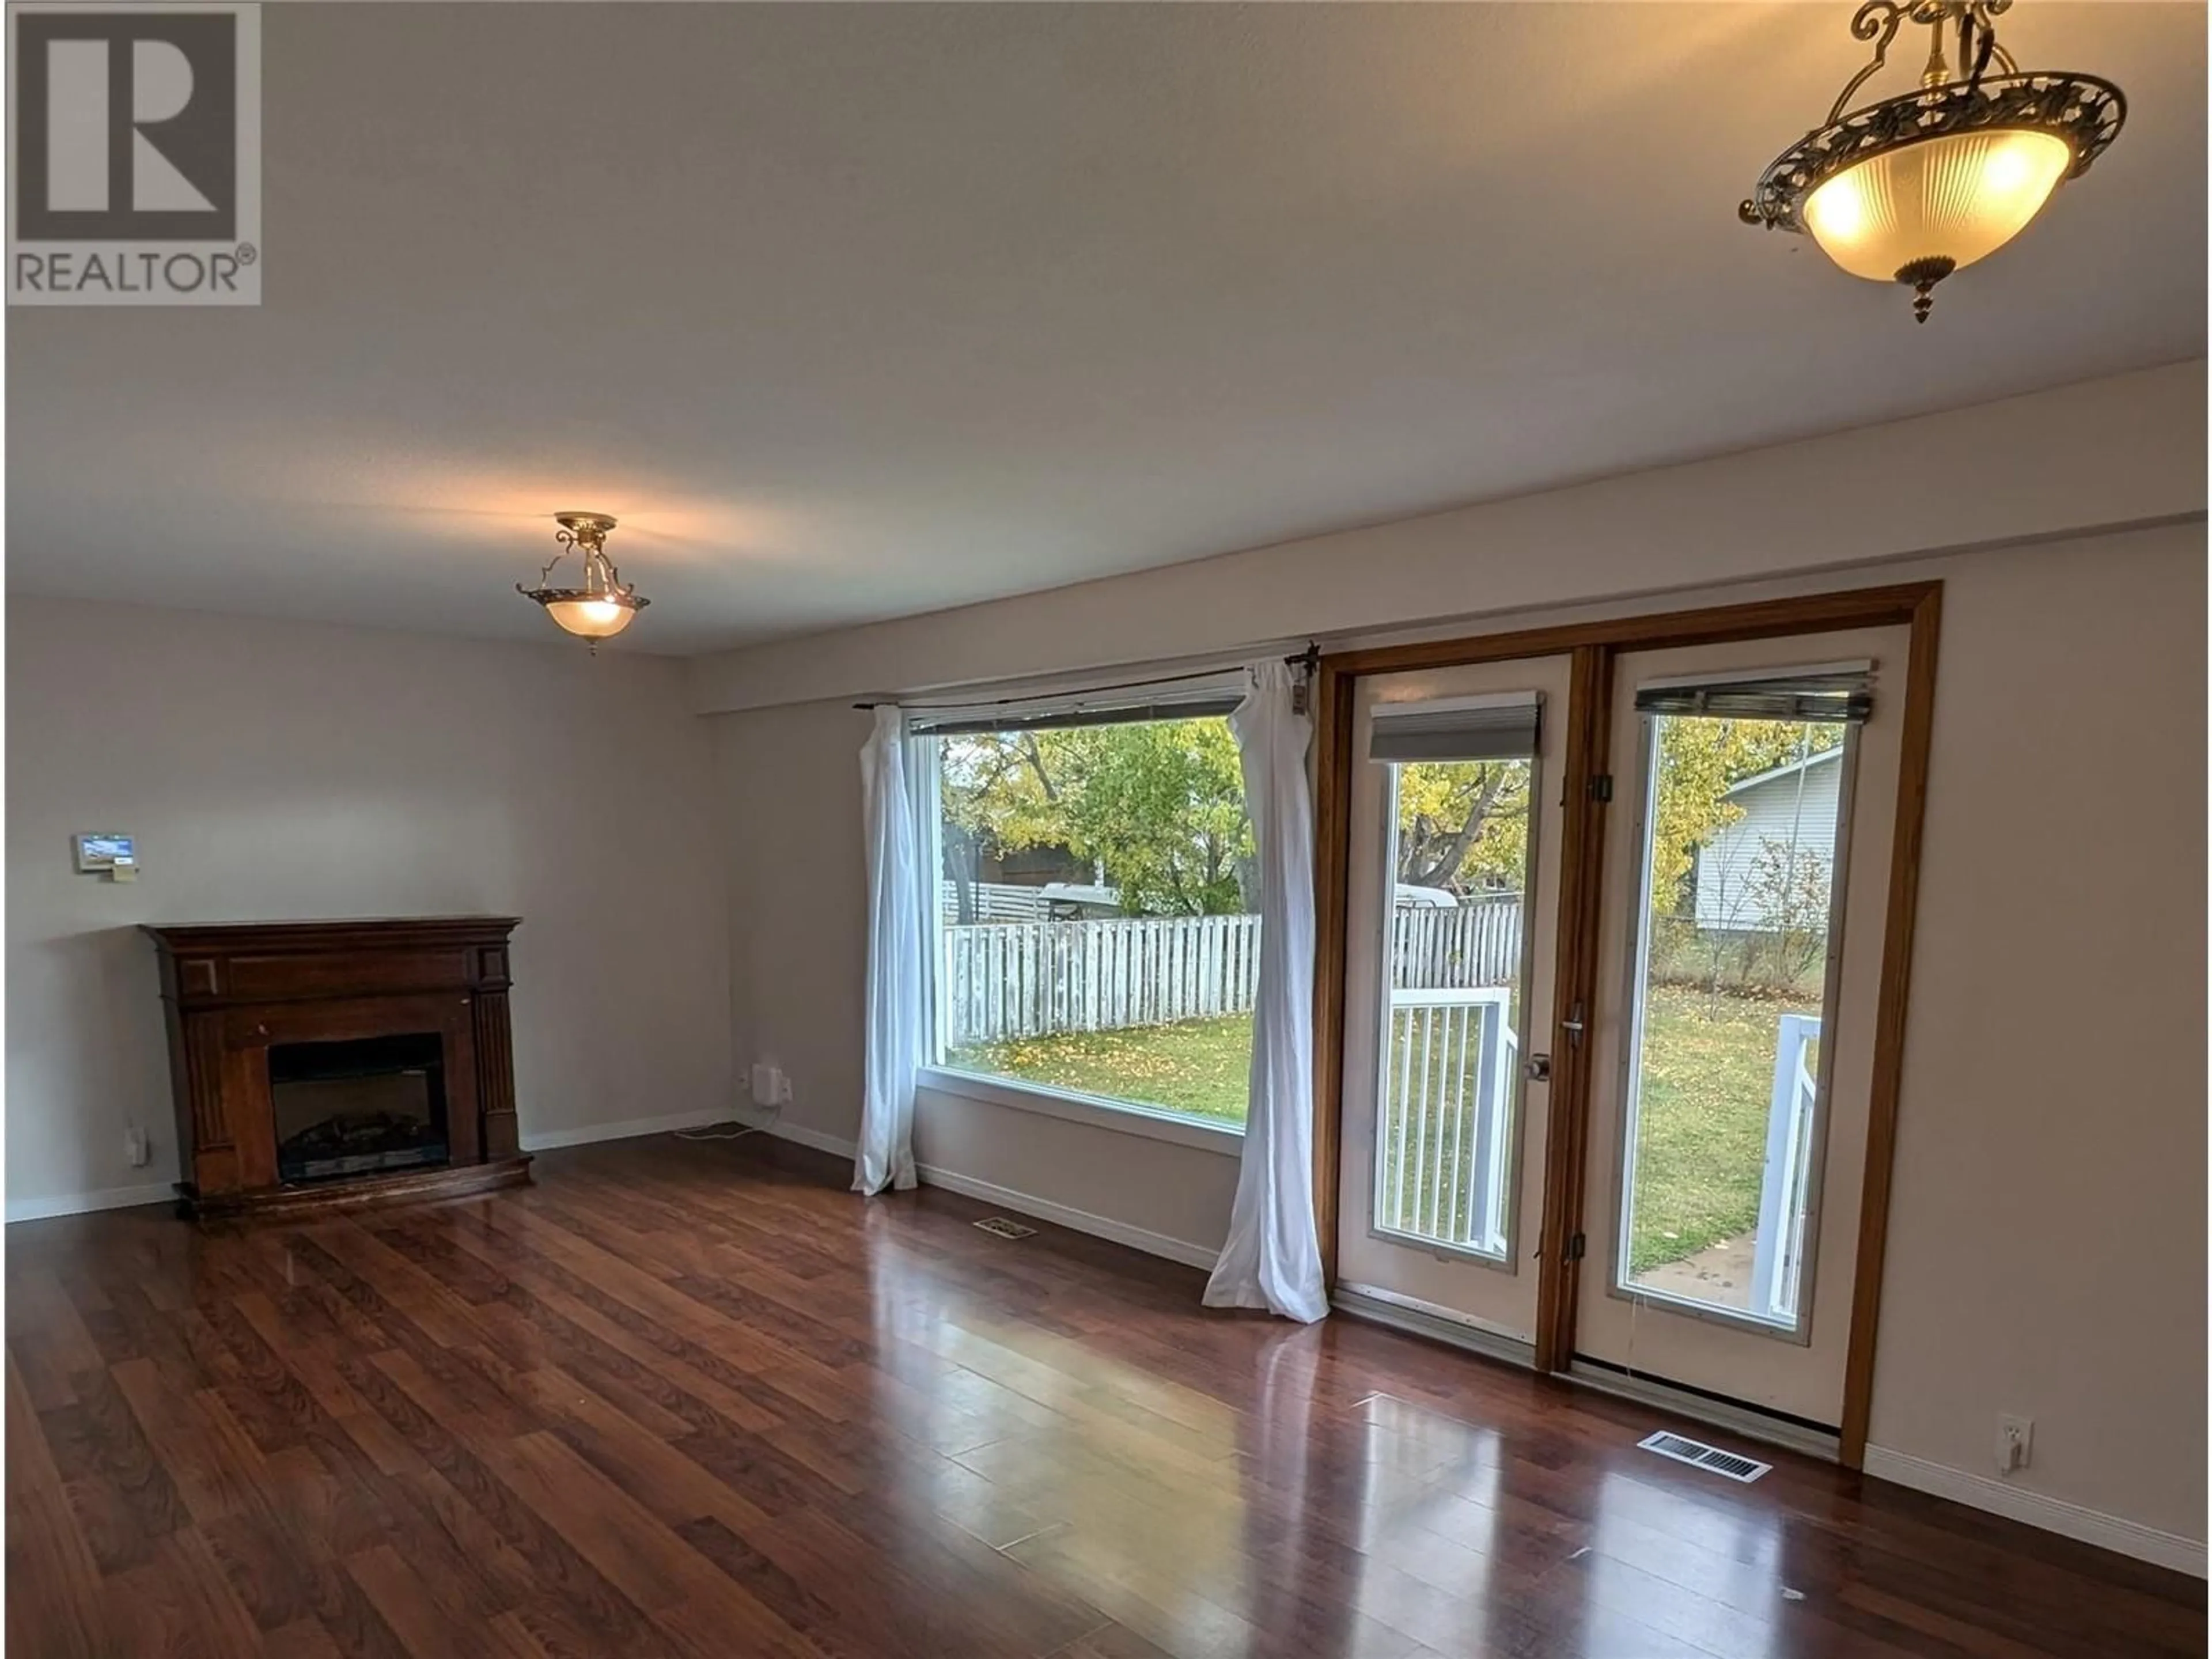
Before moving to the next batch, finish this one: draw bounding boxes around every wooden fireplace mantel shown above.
[143,915,532,1218]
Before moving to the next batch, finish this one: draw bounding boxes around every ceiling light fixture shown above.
[1739,0,2124,321]
[518,512,649,649]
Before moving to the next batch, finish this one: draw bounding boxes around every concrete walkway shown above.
[1633,1232,1757,1312]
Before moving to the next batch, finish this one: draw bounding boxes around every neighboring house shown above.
[1038,881,1124,919]
[1694,747,1842,931]
[941,842,1101,922]
[936,877,1124,922]
[980,842,1096,887]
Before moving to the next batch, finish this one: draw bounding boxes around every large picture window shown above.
[921,696,1256,1132]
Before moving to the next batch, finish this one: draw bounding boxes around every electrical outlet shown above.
[123,1125,150,1168]
[1996,1414,2033,1476]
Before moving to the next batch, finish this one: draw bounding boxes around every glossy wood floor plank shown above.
[7,1134,2202,1658]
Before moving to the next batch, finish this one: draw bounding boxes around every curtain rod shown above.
[852,643,1319,713]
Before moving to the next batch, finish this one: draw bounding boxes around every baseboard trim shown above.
[1862,1445,2207,1578]
[520,1108,728,1152]
[913,1163,1219,1271]
[1563,1361,1840,1462]
[1332,1283,1536,1369]
[6,1181,177,1224]
[8,1113,809,1221]
[760,1121,1218,1271]
[764,1119,858,1160]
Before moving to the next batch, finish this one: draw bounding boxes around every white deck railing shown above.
[1374,987,1518,1258]
[1750,1013,1821,1324]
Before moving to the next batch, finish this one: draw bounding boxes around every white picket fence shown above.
[1389,896,1523,989]
[936,914,1262,1050]
[935,894,1524,1049]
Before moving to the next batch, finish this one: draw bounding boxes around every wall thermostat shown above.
[74,833,138,882]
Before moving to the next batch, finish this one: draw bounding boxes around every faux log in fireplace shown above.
[143,917,532,1218]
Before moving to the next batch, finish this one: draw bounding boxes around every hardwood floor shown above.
[7,1135,2202,1658]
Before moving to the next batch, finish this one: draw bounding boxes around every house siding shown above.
[1694,753,1843,930]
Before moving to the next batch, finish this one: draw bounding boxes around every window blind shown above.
[1368,694,1541,763]
[904,669,1248,737]
[1633,663,1873,725]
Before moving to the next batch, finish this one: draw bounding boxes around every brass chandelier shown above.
[518,512,649,649]
[1740,0,2125,321]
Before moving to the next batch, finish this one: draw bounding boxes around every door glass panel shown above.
[1372,756,1531,1260]
[1616,715,1849,1329]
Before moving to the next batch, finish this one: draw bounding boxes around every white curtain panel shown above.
[855,707,922,1195]
[1205,661,1329,1323]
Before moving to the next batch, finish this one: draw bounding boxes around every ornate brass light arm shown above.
[517,512,650,649]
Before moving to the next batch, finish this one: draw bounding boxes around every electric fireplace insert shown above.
[268,1032,450,1184]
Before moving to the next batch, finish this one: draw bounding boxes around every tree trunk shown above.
[1400,768,1512,888]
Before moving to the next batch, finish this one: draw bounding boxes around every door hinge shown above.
[1564,1232,1587,1263]
[1587,773,1613,802]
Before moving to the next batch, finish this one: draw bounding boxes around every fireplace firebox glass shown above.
[268,1033,450,1184]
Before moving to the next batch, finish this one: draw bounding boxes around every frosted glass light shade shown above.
[1802,128,2071,282]
[544,596,638,638]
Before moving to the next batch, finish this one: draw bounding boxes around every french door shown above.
[1324,608,1927,1451]
[1333,654,1573,1349]
[1570,627,1910,1428]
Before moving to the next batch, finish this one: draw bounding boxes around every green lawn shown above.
[1624,985,1807,1274]
[946,1016,1255,1126]
[952,983,1802,1272]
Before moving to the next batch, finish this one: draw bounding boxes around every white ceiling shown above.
[7,3,2203,654]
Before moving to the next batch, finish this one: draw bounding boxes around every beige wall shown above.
[1870,528,2206,1543]
[711,517,2206,1554]
[914,1092,1240,1264]
[689,360,2205,715]
[6,596,733,1216]
[715,697,873,1151]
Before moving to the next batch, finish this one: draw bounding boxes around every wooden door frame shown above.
[1309,581,1942,1469]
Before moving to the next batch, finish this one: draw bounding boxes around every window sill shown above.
[916,1066,1245,1158]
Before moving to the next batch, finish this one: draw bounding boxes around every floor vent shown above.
[973,1217,1037,1240]
[1637,1430,1771,1483]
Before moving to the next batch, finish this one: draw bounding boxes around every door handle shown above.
[1560,1002,1587,1048]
